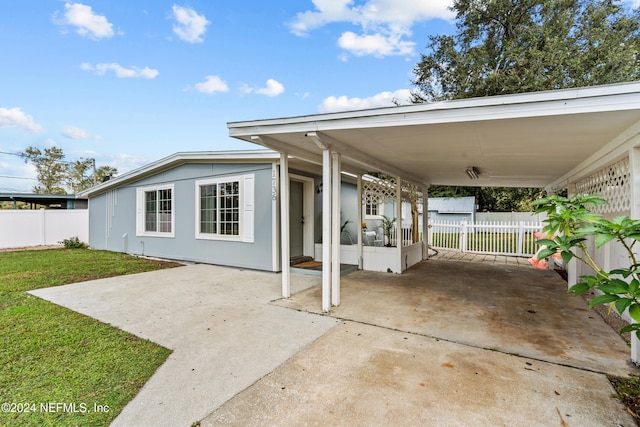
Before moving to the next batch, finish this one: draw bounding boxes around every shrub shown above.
[59,236,88,249]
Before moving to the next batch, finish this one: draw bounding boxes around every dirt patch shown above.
[0,245,63,253]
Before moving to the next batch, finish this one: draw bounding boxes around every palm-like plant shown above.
[379,215,396,247]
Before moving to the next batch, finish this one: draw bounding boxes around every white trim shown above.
[194,174,254,242]
[136,184,175,238]
[289,173,315,258]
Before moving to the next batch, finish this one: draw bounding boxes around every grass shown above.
[0,248,181,427]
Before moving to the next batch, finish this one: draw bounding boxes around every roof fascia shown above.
[79,150,280,197]
[228,82,640,134]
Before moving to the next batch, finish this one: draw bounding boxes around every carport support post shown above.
[357,175,363,269]
[423,185,429,260]
[396,176,402,271]
[629,147,640,364]
[280,152,291,298]
[322,149,332,312]
[331,152,341,306]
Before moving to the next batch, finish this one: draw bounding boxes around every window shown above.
[365,202,384,219]
[195,175,254,242]
[136,184,175,237]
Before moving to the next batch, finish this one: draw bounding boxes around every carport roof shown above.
[228,82,640,189]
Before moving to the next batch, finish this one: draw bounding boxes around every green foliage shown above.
[378,215,396,246]
[429,185,544,212]
[412,0,640,102]
[0,249,179,426]
[21,146,68,194]
[60,236,88,249]
[533,194,640,338]
[21,146,118,195]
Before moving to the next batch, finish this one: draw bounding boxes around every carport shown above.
[228,82,640,360]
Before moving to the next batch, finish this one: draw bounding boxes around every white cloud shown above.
[319,89,413,113]
[53,2,114,40]
[194,75,229,94]
[242,79,285,97]
[256,79,285,97]
[62,125,101,140]
[172,5,210,43]
[81,62,159,79]
[0,107,43,133]
[338,31,415,57]
[290,0,454,57]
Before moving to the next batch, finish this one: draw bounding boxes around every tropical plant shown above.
[378,215,396,247]
[533,194,640,338]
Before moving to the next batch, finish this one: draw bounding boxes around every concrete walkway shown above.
[29,265,339,427]
[30,259,638,426]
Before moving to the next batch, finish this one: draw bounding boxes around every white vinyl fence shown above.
[0,209,88,249]
[429,219,543,257]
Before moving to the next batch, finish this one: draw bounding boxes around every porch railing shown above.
[428,220,543,257]
[390,226,414,247]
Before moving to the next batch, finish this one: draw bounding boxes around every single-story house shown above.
[79,150,411,273]
[427,196,476,223]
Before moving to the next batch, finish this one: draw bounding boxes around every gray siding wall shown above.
[311,178,359,244]
[88,162,275,271]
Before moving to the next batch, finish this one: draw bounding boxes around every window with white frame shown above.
[195,174,254,242]
[136,184,175,237]
[365,202,384,219]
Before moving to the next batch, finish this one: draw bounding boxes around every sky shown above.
[0,0,459,192]
[1,1,637,193]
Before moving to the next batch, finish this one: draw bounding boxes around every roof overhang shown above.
[79,150,282,197]
[228,82,640,188]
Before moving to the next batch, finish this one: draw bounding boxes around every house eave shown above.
[79,150,280,198]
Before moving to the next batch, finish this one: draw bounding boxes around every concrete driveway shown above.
[30,260,638,426]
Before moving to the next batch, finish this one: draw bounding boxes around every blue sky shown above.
[0,0,457,192]
[1,1,636,193]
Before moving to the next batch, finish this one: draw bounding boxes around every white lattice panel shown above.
[362,175,397,205]
[575,157,630,217]
[362,175,423,205]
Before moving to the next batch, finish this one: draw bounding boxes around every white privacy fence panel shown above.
[0,209,89,249]
[429,220,543,257]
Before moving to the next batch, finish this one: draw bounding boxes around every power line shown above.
[0,150,24,158]
[0,175,37,181]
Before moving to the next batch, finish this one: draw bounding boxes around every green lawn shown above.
[0,249,180,427]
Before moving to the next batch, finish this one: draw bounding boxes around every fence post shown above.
[460,219,468,252]
[516,221,525,256]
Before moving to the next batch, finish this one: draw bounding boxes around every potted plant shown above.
[379,215,396,247]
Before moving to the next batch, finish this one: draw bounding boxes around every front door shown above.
[289,180,304,257]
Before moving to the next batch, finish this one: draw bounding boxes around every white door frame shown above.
[289,174,314,258]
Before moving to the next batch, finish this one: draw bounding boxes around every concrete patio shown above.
[30,258,638,426]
